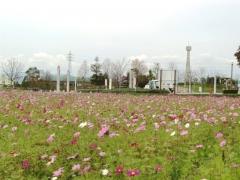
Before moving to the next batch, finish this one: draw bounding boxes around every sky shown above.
[0,0,240,78]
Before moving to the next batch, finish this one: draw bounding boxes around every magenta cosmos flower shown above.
[115,165,124,175]
[22,159,30,170]
[127,169,140,177]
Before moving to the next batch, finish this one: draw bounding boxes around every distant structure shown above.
[234,46,240,65]
[66,51,72,92]
[0,74,11,87]
[185,45,192,93]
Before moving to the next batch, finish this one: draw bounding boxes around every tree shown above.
[131,59,148,87]
[111,58,129,87]
[102,58,112,77]
[90,57,101,76]
[90,57,104,85]
[234,46,240,65]
[131,59,148,75]
[22,67,40,89]
[44,70,52,90]
[1,58,24,87]
[24,67,40,82]
[137,75,149,88]
[78,60,89,81]
[148,70,154,80]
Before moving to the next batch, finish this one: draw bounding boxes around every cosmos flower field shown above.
[1,91,240,179]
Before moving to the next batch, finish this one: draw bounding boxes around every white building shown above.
[0,74,11,86]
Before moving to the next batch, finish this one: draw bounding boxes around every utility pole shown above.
[185,44,192,93]
[66,51,72,92]
[231,62,233,80]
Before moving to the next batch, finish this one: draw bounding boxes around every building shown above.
[0,74,11,86]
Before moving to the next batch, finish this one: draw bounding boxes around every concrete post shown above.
[109,79,112,90]
[214,76,217,94]
[133,77,136,90]
[75,79,77,92]
[159,69,162,90]
[129,70,132,88]
[105,79,108,90]
[67,70,70,92]
[174,70,177,94]
[57,66,60,92]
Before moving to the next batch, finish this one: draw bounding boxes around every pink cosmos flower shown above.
[233,112,239,117]
[109,132,119,138]
[81,165,91,174]
[135,124,146,133]
[72,164,81,172]
[98,125,109,138]
[154,123,160,130]
[180,130,188,136]
[155,164,162,173]
[53,167,64,177]
[220,140,226,147]
[46,155,57,166]
[47,134,55,143]
[73,132,80,138]
[215,132,223,139]
[169,114,177,120]
[22,160,30,170]
[196,144,203,149]
[89,143,98,151]
[115,165,124,175]
[127,169,140,177]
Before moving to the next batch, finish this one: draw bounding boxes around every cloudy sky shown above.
[0,0,240,77]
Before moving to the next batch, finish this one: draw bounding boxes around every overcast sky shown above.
[0,0,240,78]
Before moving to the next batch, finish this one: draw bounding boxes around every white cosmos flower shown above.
[101,169,109,176]
[174,119,179,124]
[79,122,88,128]
[170,131,176,136]
[195,122,199,126]
[51,177,58,180]
[185,123,190,128]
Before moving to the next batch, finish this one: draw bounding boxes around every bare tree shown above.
[102,58,112,76]
[131,59,148,75]
[111,58,129,87]
[1,58,24,87]
[78,60,89,81]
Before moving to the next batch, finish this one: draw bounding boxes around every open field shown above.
[1,91,240,179]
